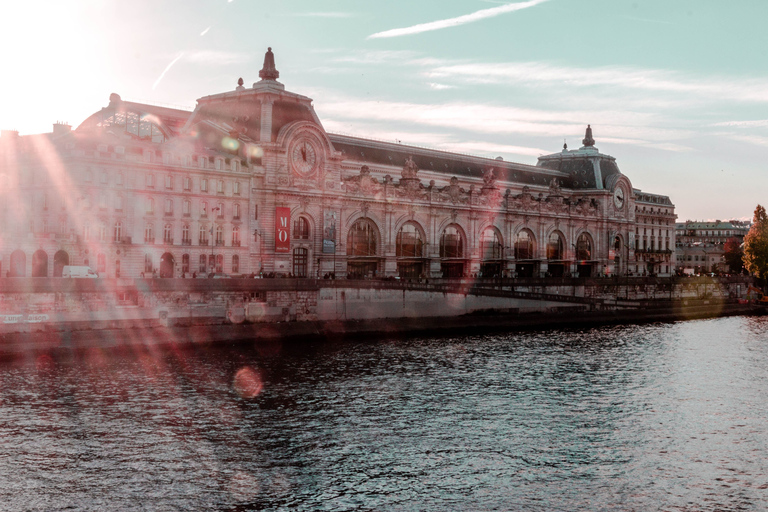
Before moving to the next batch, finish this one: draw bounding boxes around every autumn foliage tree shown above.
[743,205,768,279]
[723,237,744,274]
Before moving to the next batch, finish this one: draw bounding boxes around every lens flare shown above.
[247,145,264,159]
[233,367,263,399]
[221,137,240,151]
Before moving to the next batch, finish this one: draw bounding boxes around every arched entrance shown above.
[160,252,175,278]
[396,222,425,278]
[346,219,380,278]
[440,224,466,278]
[53,250,69,277]
[9,250,26,277]
[576,233,594,277]
[479,227,503,278]
[32,250,48,277]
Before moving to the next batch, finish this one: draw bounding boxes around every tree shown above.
[723,236,744,274]
[743,205,768,279]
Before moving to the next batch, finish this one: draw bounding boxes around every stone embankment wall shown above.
[0,276,755,335]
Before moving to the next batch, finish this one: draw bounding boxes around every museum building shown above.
[0,48,676,279]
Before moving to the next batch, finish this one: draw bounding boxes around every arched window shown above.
[514,230,534,260]
[347,219,377,256]
[182,224,190,244]
[576,233,593,260]
[232,254,239,274]
[199,254,207,273]
[480,228,502,260]
[145,223,154,243]
[199,224,208,245]
[440,225,463,258]
[547,232,564,260]
[216,254,223,273]
[232,226,240,246]
[233,203,241,219]
[293,216,310,239]
[182,254,190,274]
[163,224,173,244]
[396,223,423,257]
[209,254,215,271]
[113,221,122,242]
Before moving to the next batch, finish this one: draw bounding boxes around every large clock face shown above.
[290,138,318,177]
[614,187,625,209]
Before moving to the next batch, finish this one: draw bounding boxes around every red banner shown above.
[275,207,290,253]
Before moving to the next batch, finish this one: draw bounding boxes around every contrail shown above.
[152,53,185,90]
[368,0,548,39]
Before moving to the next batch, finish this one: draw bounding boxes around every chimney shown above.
[53,122,71,138]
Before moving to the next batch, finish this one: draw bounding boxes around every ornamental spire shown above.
[259,47,280,81]
[582,124,595,147]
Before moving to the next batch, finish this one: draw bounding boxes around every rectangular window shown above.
[233,181,240,195]
[165,198,173,215]
[183,176,191,190]
[165,175,173,189]
[101,171,108,184]
[201,179,208,192]
[116,173,123,186]
[183,200,191,216]
[146,173,154,188]
[217,180,224,194]
[201,201,208,217]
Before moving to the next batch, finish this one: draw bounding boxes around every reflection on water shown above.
[1,316,767,510]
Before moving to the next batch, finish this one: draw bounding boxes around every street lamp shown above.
[210,207,220,274]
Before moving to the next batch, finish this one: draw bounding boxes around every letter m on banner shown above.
[275,207,291,253]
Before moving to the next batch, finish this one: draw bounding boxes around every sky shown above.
[1,0,767,222]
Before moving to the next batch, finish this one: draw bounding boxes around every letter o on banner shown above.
[275,207,291,253]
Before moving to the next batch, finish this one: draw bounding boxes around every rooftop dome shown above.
[536,125,621,190]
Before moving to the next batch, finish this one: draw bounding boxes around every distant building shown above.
[675,220,750,274]
[0,48,676,279]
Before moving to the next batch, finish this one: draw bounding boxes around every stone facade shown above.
[675,220,750,274]
[0,49,676,280]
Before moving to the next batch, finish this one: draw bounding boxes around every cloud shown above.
[710,119,768,128]
[428,83,456,90]
[152,52,184,90]
[313,93,693,148]
[184,50,251,65]
[293,12,356,18]
[427,61,768,103]
[368,0,548,39]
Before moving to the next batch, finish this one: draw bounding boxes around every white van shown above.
[62,266,99,278]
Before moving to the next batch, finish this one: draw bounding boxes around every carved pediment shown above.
[437,176,469,204]
[344,165,383,196]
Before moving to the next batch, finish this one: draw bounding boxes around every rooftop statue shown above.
[582,124,595,147]
[259,47,280,81]
[402,156,419,179]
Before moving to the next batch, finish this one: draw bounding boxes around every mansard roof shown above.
[329,134,571,188]
[536,126,621,189]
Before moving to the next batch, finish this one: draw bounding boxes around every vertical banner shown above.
[323,210,337,254]
[275,207,290,253]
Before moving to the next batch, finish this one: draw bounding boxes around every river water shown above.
[1,316,767,511]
